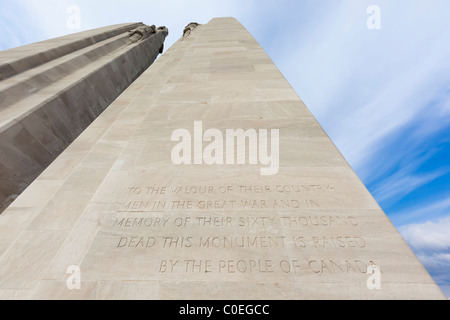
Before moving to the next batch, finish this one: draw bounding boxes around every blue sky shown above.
[1,0,449,296]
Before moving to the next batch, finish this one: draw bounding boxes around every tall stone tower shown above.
[0,23,168,212]
[0,18,445,300]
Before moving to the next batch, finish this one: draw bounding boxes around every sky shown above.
[1,0,449,297]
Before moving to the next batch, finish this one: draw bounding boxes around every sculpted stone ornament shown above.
[129,25,168,52]
[129,24,157,43]
[183,22,201,38]
[157,26,169,53]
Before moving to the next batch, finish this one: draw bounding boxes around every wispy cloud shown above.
[0,1,48,50]
[270,0,450,226]
[283,1,450,168]
[393,196,450,226]
[372,168,447,204]
[274,0,450,175]
[12,0,251,52]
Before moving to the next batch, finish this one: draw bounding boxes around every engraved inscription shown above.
[112,215,360,229]
[118,183,338,212]
[114,235,367,250]
[156,259,376,275]
[105,182,377,277]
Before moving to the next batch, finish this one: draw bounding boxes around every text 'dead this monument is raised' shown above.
[0,17,445,300]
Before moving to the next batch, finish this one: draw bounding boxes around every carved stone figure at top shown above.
[183,22,201,38]
[129,24,157,43]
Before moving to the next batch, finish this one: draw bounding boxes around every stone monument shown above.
[0,17,445,300]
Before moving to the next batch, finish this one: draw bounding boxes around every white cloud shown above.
[400,214,450,298]
[0,1,46,49]
[400,215,450,251]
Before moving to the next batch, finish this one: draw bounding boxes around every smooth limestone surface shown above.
[0,17,445,300]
